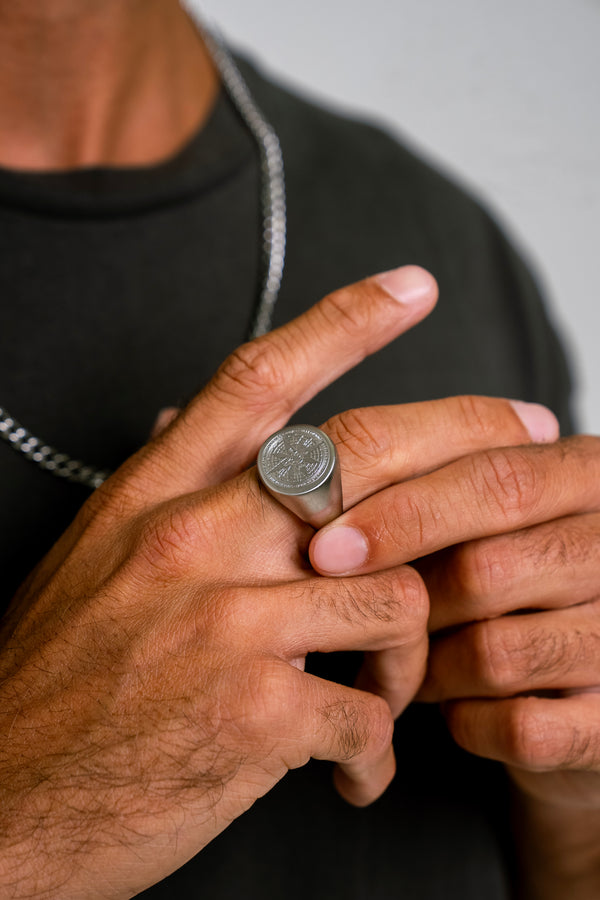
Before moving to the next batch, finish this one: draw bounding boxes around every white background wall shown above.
[197,0,600,431]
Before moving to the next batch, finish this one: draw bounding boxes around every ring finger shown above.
[421,512,600,632]
[419,597,600,702]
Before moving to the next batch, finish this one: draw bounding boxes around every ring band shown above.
[257,425,343,528]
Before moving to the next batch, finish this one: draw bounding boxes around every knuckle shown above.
[472,622,577,694]
[321,693,393,762]
[134,501,206,580]
[536,521,596,571]
[76,473,128,526]
[503,700,600,770]
[523,626,600,682]
[363,693,395,757]
[71,467,148,542]
[396,566,430,635]
[504,700,551,768]
[471,448,542,523]
[504,697,598,772]
[325,407,397,473]
[560,728,600,769]
[375,490,440,557]
[317,284,380,340]
[212,336,293,413]
[452,539,514,605]
[326,572,399,626]
[319,577,386,626]
[472,621,523,693]
[243,658,300,737]
[453,395,505,444]
[206,584,264,643]
[519,628,572,681]
[322,567,428,637]
[572,627,600,670]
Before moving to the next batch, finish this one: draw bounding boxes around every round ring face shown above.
[258,425,335,495]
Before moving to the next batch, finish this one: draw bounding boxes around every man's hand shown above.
[309,430,600,897]
[2,261,570,898]
[416,437,600,898]
[0,265,448,900]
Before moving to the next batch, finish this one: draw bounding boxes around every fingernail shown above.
[151,406,179,438]
[375,265,437,305]
[509,400,560,443]
[311,525,369,575]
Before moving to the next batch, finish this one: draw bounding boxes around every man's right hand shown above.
[0,265,545,899]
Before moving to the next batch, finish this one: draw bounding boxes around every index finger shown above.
[308,435,595,578]
[128,266,437,502]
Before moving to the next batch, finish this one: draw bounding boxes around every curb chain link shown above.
[0,408,110,489]
[0,22,286,490]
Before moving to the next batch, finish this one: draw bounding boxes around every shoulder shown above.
[239,54,486,233]
[238,53,517,285]
[237,54,574,429]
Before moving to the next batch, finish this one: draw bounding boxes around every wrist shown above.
[511,783,600,900]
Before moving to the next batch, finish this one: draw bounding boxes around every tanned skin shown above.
[1,3,600,897]
[0,0,218,169]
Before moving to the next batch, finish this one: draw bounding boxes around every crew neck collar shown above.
[0,87,256,218]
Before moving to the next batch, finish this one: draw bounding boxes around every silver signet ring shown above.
[257,425,343,528]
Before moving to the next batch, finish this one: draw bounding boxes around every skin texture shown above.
[0,0,218,169]
[1,1,599,897]
[310,433,600,897]
[0,264,569,898]
[0,267,443,897]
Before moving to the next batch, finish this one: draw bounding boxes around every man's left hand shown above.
[309,434,600,813]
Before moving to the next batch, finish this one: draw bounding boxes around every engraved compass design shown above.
[257,425,335,495]
[257,425,343,527]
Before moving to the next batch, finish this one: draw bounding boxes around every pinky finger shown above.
[444,693,600,772]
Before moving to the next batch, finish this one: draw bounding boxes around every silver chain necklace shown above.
[0,22,286,490]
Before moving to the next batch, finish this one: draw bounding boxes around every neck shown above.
[0,0,219,171]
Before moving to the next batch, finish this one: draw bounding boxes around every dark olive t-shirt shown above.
[0,56,573,898]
